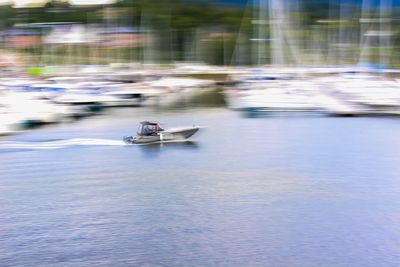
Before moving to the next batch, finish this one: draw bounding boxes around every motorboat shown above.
[123,121,200,144]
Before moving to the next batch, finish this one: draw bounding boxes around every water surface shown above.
[1,108,400,266]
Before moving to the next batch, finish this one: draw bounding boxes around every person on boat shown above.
[141,123,164,136]
[142,125,156,136]
[156,124,164,132]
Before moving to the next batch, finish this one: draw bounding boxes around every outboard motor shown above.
[123,136,134,144]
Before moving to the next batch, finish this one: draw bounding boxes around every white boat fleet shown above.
[1,65,400,136]
[225,68,400,116]
[0,72,216,136]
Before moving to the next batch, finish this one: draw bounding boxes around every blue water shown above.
[1,108,400,266]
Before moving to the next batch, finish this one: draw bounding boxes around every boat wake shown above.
[0,138,125,151]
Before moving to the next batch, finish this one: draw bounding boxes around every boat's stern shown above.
[123,135,135,144]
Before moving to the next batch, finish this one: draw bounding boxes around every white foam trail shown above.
[0,138,125,150]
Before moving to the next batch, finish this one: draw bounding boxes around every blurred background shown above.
[1,1,400,266]
[0,0,399,67]
[0,0,400,133]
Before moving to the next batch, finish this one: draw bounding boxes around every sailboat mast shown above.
[379,0,392,68]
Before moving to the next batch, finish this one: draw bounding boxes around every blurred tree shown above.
[0,5,16,30]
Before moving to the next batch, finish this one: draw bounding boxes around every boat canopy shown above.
[138,121,164,136]
[140,121,160,126]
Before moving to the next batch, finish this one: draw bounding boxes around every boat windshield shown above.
[138,123,164,136]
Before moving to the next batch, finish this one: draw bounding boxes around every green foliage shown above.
[0,5,16,29]
[2,0,400,66]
